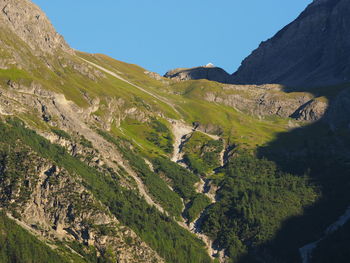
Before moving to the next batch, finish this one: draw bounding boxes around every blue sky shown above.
[32,0,312,75]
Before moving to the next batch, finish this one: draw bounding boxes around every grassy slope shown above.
[166,80,292,146]
[77,52,165,91]
[0,25,293,154]
[76,53,292,151]
[114,117,174,157]
[77,52,179,118]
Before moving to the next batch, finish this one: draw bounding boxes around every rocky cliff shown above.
[0,0,71,55]
[230,0,350,88]
[204,84,328,122]
[0,145,162,262]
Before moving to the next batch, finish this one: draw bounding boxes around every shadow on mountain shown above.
[164,66,231,83]
[238,83,350,263]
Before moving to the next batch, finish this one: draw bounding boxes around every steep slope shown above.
[230,0,350,88]
[0,0,71,55]
[0,128,161,262]
[0,0,210,262]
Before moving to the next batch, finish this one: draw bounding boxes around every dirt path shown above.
[78,57,180,116]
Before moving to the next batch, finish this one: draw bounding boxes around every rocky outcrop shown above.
[230,0,350,88]
[0,0,102,82]
[291,98,328,122]
[164,64,231,83]
[193,121,224,136]
[144,70,163,81]
[0,0,71,55]
[0,146,163,262]
[204,84,328,122]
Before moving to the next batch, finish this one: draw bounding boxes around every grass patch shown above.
[51,128,72,140]
[118,117,174,156]
[182,132,223,175]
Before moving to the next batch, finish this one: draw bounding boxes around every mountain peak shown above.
[0,0,71,54]
[230,0,350,88]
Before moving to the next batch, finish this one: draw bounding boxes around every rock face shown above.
[204,84,328,122]
[0,147,163,262]
[324,87,350,127]
[0,0,71,54]
[164,65,231,83]
[230,0,350,88]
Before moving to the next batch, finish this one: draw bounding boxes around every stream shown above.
[169,119,225,260]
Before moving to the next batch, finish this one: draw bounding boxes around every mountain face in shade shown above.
[230,0,350,88]
[164,65,231,83]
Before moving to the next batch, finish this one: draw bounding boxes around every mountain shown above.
[165,0,350,89]
[1,1,350,263]
[1,0,70,55]
[230,0,350,88]
[164,64,231,83]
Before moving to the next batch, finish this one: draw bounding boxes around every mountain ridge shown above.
[0,0,71,55]
[230,0,350,88]
[165,0,350,89]
[1,0,350,263]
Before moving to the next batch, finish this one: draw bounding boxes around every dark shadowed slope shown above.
[164,64,231,83]
[230,0,350,88]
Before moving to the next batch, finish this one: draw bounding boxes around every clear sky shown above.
[32,0,312,75]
